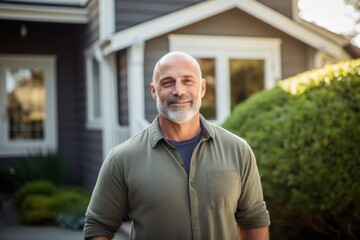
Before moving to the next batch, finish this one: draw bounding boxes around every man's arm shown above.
[238,226,269,240]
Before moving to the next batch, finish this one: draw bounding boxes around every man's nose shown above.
[172,82,185,95]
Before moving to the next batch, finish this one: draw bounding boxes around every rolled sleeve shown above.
[235,202,270,228]
[235,143,270,228]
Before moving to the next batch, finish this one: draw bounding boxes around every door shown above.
[0,55,57,156]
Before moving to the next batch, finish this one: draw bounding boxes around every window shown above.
[85,48,102,129]
[169,34,282,124]
[229,59,264,110]
[197,58,216,119]
[0,55,57,156]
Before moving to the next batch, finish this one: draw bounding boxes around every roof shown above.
[101,0,350,59]
[1,0,88,6]
[0,1,88,23]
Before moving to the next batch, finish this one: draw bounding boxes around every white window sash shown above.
[84,46,102,130]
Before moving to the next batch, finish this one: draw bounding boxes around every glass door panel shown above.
[230,59,264,110]
[197,58,216,120]
[6,67,45,141]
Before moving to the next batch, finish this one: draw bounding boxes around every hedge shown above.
[14,180,90,229]
[222,59,360,240]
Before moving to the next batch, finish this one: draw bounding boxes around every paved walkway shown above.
[0,195,131,240]
[0,223,131,240]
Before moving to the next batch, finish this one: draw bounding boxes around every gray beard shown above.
[156,97,201,124]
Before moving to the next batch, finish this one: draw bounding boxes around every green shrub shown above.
[56,201,88,229]
[222,59,360,240]
[14,180,56,208]
[19,195,56,225]
[14,180,90,227]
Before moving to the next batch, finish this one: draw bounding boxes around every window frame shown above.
[169,34,282,124]
[0,54,57,156]
[84,47,102,130]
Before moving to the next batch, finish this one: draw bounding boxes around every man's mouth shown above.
[168,95,192,107]
[169,100,190,106]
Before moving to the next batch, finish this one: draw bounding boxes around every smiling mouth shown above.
[169,101,190,107]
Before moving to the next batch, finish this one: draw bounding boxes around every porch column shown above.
[100,53,117,160]
[127,42,147,136]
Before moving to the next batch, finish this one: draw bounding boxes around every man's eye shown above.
[162,81,173,87]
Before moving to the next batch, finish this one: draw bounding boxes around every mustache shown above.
[166,94,193,103]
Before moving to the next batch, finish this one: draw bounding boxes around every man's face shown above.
[151,53,206,124]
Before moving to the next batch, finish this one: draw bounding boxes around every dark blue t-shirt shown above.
[168,132,202,175]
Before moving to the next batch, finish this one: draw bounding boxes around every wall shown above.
[74,0,103,190]
[0,19,83,183]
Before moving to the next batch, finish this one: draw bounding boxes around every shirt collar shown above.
[149,115,215,148]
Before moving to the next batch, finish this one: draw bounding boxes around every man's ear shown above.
[201,78,206,98]
[150,82,157,100]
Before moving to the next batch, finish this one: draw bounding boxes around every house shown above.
[0,0,358,189]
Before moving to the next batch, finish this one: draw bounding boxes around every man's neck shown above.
[159,114,202,141]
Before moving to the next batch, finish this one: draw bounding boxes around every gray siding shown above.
[143,8,309,122]
[114,0,202,31]
[257,0,294,18]
[0,0,102,190]
[75,0,103,190]
[0,20,84,184]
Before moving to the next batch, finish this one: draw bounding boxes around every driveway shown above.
[0,195,131,240]
[0,223,131,240]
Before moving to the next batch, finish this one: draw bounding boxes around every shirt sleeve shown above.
[235,142,270,228]
[83,150,128,239]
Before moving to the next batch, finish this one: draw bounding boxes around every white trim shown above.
[99,0,115,38]
[101,0,347,59]
[296,19,350,47]
[84,46,102,130]
[314,51,339,68]
[127,42,147,136]
[0,55,57,157]
[100,53,118,160]
[169,34,282,124]
[292,0,300,21]
[0,3,88,23]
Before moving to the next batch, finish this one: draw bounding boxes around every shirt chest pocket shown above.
[207,171,240,209]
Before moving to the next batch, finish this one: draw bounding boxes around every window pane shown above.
[197,58,216,120]
[6,67,45,140]
[230,59,264,110]
[92,58,101,118]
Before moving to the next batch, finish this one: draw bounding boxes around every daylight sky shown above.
[298,0,360,47]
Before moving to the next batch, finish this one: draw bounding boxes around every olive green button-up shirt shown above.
[84,116,270,240]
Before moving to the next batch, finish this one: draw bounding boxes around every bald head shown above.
[150,51,206,124]
[152,51,202,84]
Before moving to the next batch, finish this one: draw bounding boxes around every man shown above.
[84,51,270,240]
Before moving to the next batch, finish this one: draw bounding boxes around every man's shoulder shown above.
[210,123,247,144]
[111,127,151,155]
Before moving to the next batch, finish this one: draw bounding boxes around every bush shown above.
[56,201,88,229]
[14,180,56,208]
[222,59,360,240]
[14,180,90,228]
[19,195,56,225]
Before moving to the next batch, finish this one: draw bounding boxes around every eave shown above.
[0,3,88,24]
